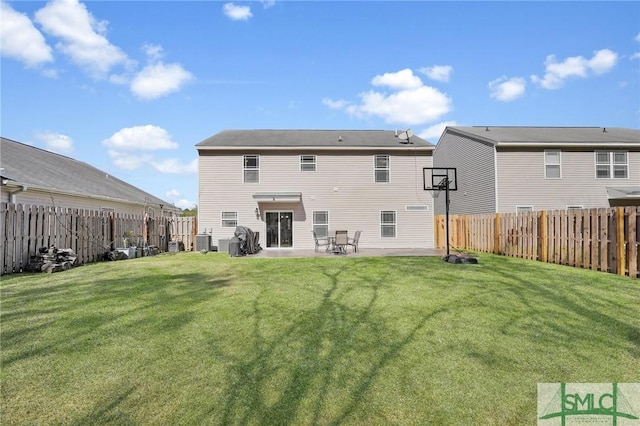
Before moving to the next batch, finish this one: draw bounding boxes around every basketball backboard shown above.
[423,167,457,191]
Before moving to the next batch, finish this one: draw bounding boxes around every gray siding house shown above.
[196,130,435,250]
[433,126,640,215]
[1,137,178,216]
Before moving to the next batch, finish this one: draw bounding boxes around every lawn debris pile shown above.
[26,246,78,273]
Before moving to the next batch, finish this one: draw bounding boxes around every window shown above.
[244,155,259,183]
[544,150,561,179]
[300,155,316,172]
[221,211,238,228]
[312,211,329,238]
[516,206,533,214]
[596,151,628,179]
[374,155,389,183]
[380,210,396,237]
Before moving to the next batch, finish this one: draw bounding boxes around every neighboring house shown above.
[1,137,179,216]
[196,130,435,250]
[433,126,640,215]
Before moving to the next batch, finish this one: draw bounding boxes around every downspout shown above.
[10,185,28,203]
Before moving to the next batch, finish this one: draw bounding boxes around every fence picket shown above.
[435,206,637,279]
[0,202,196,275]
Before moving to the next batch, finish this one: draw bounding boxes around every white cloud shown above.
[150,158,198,174]
[34,0,129,78]
[130,62,193,100]
[173,198,196,210]
[588,49,618,74]
[531,49,618,90]
[322,98,348,109]
[103,125,179,151]
[260,0,276,8]
[35,131,73,154]
[142,43,164,62]
[636,33,640,42]
[324,69,452,126]
[166,189,181,198]
[371,68,423,90]
[0,1,53,67]
[223,3,252,21]
[418,121,458,143]
[107,150,152,170]
[419,65,453,83]
[488,76,526,102]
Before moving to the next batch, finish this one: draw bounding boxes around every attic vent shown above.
[406,205,428,212]
[338,136,342,142]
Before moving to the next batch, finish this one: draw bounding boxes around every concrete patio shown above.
[249,247,447,258]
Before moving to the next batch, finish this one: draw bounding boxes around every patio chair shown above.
[347,230,361,253]
[334,230,348,254]
[312,230,330,253]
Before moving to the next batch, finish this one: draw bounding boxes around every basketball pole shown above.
[444,177,450,257]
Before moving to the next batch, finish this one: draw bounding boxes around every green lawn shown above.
[1,252,638,425]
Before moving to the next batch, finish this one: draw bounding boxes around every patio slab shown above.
[249,248,447,258]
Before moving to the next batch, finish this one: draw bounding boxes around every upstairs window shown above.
[374,155,389,183]
[544,150,561,179]
[300,155,316,172]
[516,206,533,214]
[244,155,259,183]
[596,151,628,179]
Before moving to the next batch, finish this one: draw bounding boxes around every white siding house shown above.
[196,130,435,250]
[0,137,179,216]
[433,126,640,214]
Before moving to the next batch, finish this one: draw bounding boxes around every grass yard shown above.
[1,252,639,425]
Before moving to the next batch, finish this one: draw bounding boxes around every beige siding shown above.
[199,149,434,249]
[496,148,640,212]
[433,133,496,214]
[0,187,150,216]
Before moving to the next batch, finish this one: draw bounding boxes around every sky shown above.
[1,0,639,210]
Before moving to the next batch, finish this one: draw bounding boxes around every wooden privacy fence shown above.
[1,203,197,275]
[435,207,640,278]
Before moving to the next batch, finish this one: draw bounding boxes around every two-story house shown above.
[196,130,435,250]
[432,126,640,215]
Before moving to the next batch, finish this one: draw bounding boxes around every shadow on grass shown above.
[1,272,231,367]
[212,259,456,425]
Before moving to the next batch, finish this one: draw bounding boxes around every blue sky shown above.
[1,0,639,209]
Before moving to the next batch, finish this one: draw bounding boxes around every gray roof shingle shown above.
[1,137,175,208]
[196,129,434,149]
[445,126,640,146]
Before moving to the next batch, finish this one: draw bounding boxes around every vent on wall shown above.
[405,205,429,211]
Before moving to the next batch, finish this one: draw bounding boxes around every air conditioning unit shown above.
[195,234,212,252]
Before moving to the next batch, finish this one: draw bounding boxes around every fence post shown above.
[617,206,625,276]
[494,213,501,254]
[540,210,547,263]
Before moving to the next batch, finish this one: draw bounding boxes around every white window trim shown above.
[595,151,628,179]
[300,155,317,172]
[312,210,329,238]
[544,149,562,179]
[380,210,397,238]
[243,154,260,183]
[374,155,390,183]
[221,211,238,228]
